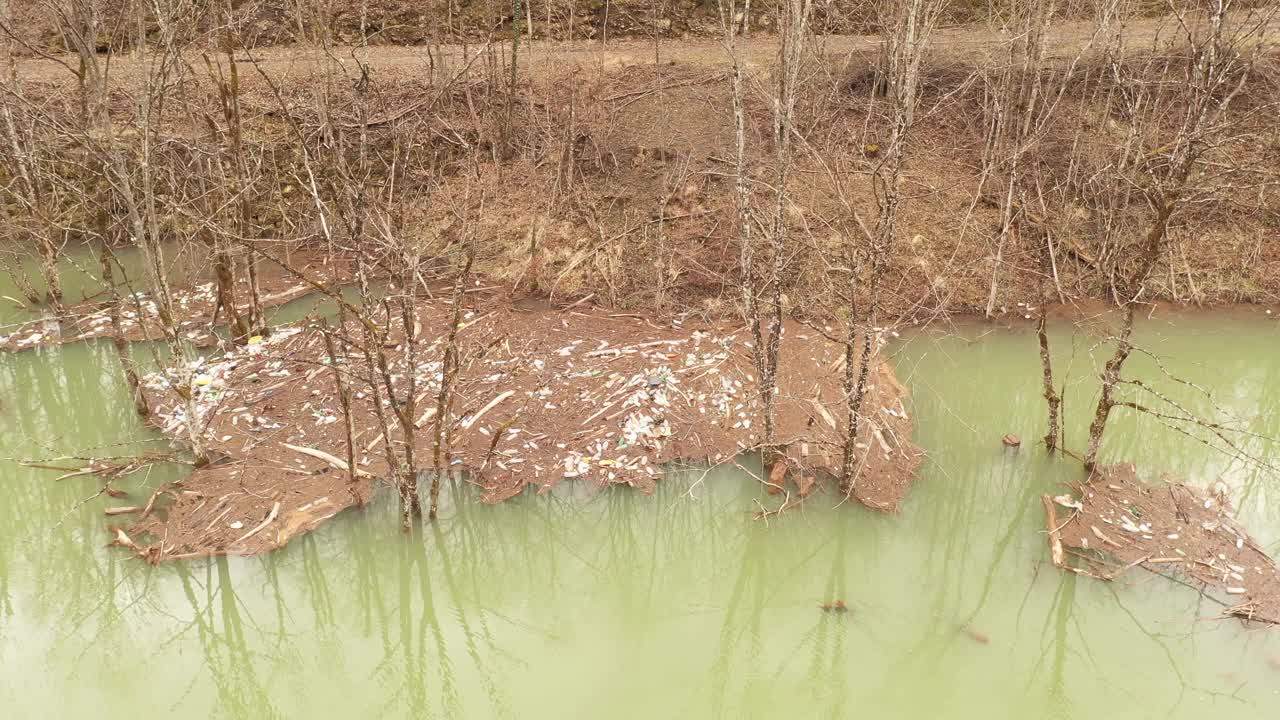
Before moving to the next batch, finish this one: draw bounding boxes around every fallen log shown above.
[1041,494,1066,569]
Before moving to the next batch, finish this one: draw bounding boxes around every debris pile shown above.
[1043,464,1280,625]
[121,291,923,559]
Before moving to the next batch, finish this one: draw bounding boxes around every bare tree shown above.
[973,0,1099,451]
[195,0,268,343]
[839,0,942,493]
[0,1,64,315]
[8,0,217,462]
[1082,0,1275,470]
[718,0,813,464]
[430,241,474,521]
[759,0,812,447]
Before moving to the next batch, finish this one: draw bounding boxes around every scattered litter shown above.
[1048,464,1280,625]
[123,299,920,560]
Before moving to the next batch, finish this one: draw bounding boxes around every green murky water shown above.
[0,242,200,327]
[2,301,1279,717]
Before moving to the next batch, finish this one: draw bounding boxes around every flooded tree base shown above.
[120,288,922,560]
[1044,464,1280,626]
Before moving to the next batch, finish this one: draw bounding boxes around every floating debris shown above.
[1047,464,1280,625]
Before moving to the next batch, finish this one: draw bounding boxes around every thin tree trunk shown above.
[1085,303,1134,471]
[1037,309,1060,452]
[38,234,62,312]
[211,242,250,342]
[431,247,474,521]
[1083,197,1176,471]
[843,0,939,493]
[99,243,149,417]
[321,318,358,486]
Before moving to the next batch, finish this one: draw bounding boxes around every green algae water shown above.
[2,311,1279,718]
[0,243,205,328]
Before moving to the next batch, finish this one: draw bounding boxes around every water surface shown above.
[1,311,1278,718]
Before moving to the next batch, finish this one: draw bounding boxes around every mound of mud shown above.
[119,289,922,560]
[1044,464,1280,625]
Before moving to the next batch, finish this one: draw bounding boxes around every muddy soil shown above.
[1045,464,1280,626]
[120,288,921,559]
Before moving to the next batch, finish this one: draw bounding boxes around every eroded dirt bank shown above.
[118,288,921,560]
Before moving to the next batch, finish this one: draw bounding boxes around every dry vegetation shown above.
[6,0,1011,50]
[2,3,1276,327]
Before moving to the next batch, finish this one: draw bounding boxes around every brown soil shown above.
[1045,464,1280,626]
[119,287,921,560]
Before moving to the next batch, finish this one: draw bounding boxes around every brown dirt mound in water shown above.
[118,290,922,560]
[1044,464,1280,626]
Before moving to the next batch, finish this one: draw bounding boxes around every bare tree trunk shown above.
[396,293,422,523]
[841,0,941,493]
[719,0,806,462]
[720,0,757,378]
[1084,198,1175,470]
[209,6,264,337]
[1037,309,1061,451]
[431,247,474,521]
[718,0,781,456]
[502,0,524,157]
[37,233,62,312]
[0,45,62,315]
[758,0,811,449]
[99,242,149,416]
[978,0,1060,318]
[321,318,358,486]
[1085,302,1134,470]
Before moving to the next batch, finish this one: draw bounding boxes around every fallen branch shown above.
[1041,494,1066,569]
[282,443,374,478]
[460,390,515,431]
[233,500,281,545]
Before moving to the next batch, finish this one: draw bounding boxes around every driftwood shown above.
[461,390,515,430]
[1041,494,1066,569]
[283,443,374,478]
[233,500,281,545]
